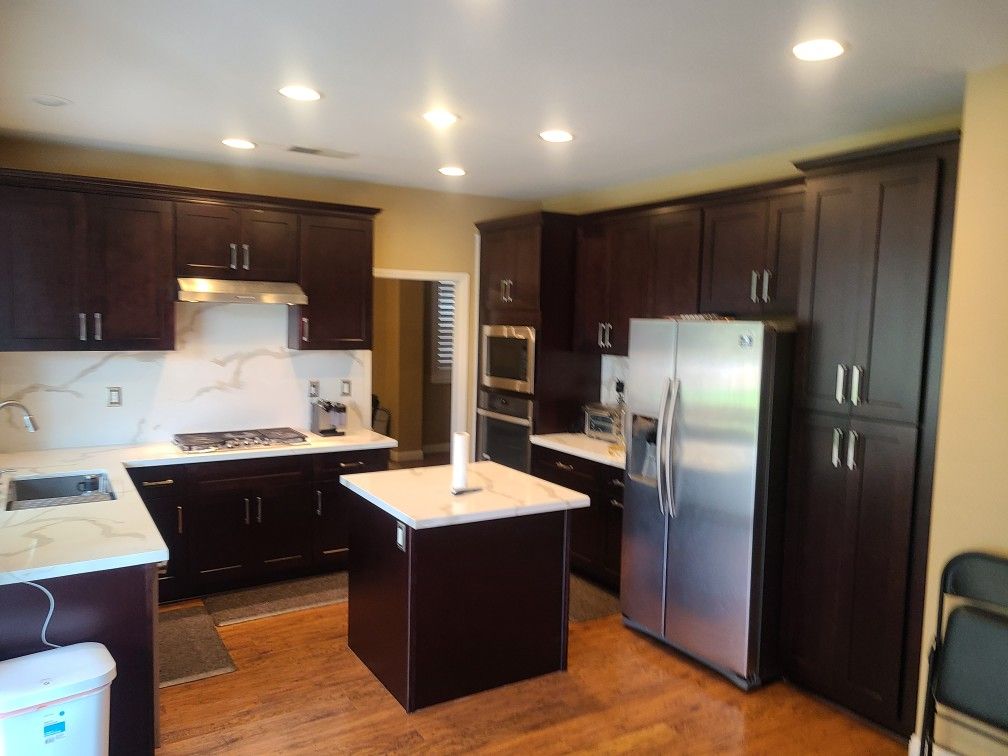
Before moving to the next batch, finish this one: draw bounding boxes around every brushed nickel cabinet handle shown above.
[605,323,613,349]
[835,364,848,405]
[142,479,174,488]
[846,430,859,471]
[762,270,771,303]
[555,461,574,472]
[256,495,263,524]
[93,312,102,341]
[244,497,250,526]
[229,243,238,270]
[500,279,507,303]
[176,505,183,534]
[851,366,863,406]
[316,489,323,517]
[339,461,365,469]
[611,478,624,488]
[831,428,843,468]
[750,271,759,303]
[302,317,309,343]
[79,312,87,341]
[597,322,604,348]
[242,243,250,271]
[610,498,624,509]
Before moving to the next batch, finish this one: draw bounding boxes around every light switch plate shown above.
[340,379,352,396]
[395,521,407,552]
[309,380,320,398]
[106,387,122,407]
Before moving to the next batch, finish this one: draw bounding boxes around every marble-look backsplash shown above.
[0,303,371,452]
[600,354,629,405]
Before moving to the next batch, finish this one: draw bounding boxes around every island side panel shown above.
[0,564,158,756]
[346,495,413,710]
[410,510,571,710]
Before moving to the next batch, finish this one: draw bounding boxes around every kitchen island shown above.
[340,461,590,712]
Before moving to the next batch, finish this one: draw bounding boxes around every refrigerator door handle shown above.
[655,377,672,516]
[664,379,680,518]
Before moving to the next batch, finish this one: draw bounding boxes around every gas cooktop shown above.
[172,427,308,453]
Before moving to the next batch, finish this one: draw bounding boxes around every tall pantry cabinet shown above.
[780,136,959,737]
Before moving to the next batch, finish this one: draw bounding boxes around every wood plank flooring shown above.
[157,602,904,754]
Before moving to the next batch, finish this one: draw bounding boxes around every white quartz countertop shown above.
[0,429,396,585]
[341,461,590,529]
[530,433,626,469]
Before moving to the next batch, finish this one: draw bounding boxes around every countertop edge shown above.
[529,434,626,469]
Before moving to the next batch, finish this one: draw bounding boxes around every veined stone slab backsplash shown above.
[0,303,372,452]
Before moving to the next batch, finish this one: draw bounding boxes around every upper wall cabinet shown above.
[176,202,298,282]
[0,186,174,351]
[700,190,804,317]
[796,159,939,424]
[288,214,374,350]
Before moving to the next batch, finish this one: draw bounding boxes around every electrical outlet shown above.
[106,387,122,407]
[340,379,352,397]
[309,380,320,398]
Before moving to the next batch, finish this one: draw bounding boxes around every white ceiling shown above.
[1,1,1007,199]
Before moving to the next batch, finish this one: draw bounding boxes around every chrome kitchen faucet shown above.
[0,400,39,432]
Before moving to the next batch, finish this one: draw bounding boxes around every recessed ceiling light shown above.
[539,129,574,143]
[424,110,459,128]
[279,85,322,101]
[792,38,846,61]
[31,95,71,107]
[222,138,256,150]
[438,166,466,177]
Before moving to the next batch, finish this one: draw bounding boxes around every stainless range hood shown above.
[177,278,308,305]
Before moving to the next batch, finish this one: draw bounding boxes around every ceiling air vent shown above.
[287,146,357,159]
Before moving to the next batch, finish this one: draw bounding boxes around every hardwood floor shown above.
[157,602,903,754]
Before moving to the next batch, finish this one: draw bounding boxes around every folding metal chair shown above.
[920,551,1008,755]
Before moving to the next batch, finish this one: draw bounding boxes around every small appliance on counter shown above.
[584,402,623,444]
[311,399,347,437]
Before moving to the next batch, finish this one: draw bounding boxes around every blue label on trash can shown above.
[43,712,67,744]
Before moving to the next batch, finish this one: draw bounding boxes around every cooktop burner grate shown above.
[172,427,308,452]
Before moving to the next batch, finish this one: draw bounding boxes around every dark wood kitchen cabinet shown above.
[531,444,622,590]
[288,213,375,350]
[574,214,652,355]
[127,465,191,602]
[312,448,389,567]
[797,159,938,425]
[176,202,298,282]
[700,190,804,317]
[477,212,579,328]
[782,412,919,730]
[650,207,703,319]
[0,186,175,351]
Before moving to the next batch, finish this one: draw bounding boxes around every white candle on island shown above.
[451,432,469,492]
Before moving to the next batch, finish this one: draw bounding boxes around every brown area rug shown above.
[158,604,235,688]
[569,574,621,623]
[205,572,349,627]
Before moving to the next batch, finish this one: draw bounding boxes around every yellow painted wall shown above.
[542,113,961,214]
[914,63,1008,753]
[0,134,539,437]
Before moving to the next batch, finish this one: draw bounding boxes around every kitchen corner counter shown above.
[0,429,397,585]
[530,433,626,469]
[341,460,589,529]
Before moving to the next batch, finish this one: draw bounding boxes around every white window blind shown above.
[429,281,454,384]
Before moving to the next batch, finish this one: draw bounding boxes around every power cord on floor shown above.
[21,580,62,649]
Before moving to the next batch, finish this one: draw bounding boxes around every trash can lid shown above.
[0,642,117,716]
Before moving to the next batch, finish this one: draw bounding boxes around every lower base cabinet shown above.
[531,444,623,591]
[128,448,389,602]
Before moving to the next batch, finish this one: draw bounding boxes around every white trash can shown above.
[0,642,116,756]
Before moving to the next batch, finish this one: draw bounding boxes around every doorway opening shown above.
[371,269,469,468]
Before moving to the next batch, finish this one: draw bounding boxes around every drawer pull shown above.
[610,498,624,509]
[611,478,624,488]
[554,461,574,472]
[316,489,323,517]
[142,479,174,488]
[339,461,365,469]
[176,505,183,534]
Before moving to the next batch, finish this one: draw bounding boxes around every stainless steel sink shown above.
[6,472,116,511]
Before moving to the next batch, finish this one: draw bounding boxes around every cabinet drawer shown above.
[603,470,625,504]
[127,465,186,499]
[313,448,389,480]
[187,455,309,488]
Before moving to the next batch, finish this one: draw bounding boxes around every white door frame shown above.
[373,268,471,453]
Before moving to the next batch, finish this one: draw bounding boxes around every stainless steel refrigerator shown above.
[621,317,793,689]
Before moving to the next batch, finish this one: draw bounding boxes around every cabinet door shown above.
[189,489,252,589]
[573,223,611,354]
[145,497,188,602]
[480,223,540,324]
[87,195,174,350]
[313,481,350,567]
[851,160,939,424]
[479,228,510,314]
[253,483,313,575]
[175,201,241,279]
[797,175,868,415]
[292,214,373,349]
[605,216,652,355]
[780,412,849,694]
[239,209,298,282]
[650,209,702,318]
[0,187,88,350]
[700,199,768,316]
[531,448,604,573]
[601,471,625,587]
[834,419,918,728]
[504,224,542,311]
[762,193,805,316]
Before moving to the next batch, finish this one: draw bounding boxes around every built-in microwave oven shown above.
[481,325,536,395]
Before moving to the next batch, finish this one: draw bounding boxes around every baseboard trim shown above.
[390,449,424,463]
[422,443,450,454]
